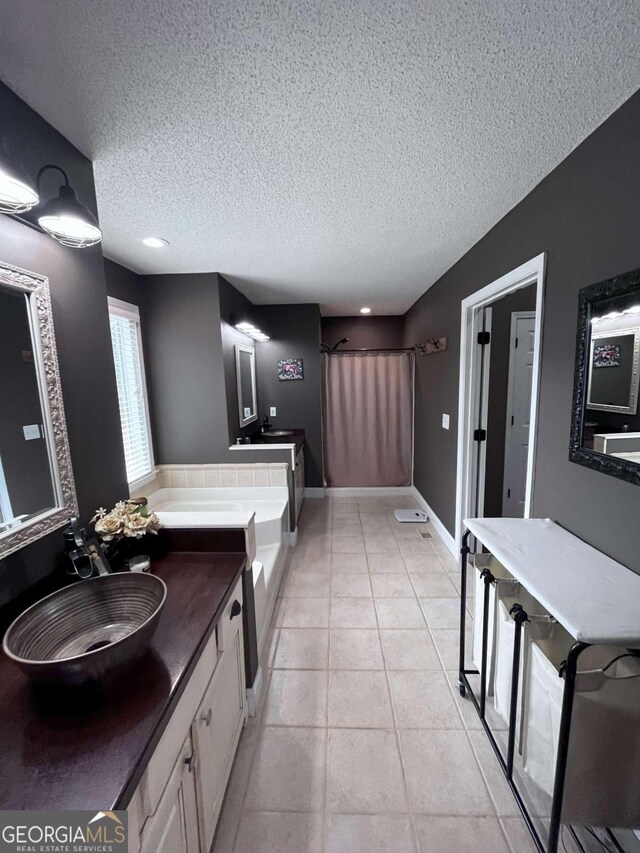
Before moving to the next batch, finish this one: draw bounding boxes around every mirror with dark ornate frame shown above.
[0,261,77,558]
[570,266,640,485]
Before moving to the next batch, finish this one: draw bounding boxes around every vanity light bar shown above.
[235,321,269,342]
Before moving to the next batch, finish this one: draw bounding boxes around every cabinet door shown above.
[295,448,305,519]
[139,736,199,853]
[192,613,246,852]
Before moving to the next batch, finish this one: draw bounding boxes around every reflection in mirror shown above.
[235,344,257,428]
[570,267,640,484]
[0,287,56,528]
[0,262,77,558]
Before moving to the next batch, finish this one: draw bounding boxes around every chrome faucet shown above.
[63,517,99,579]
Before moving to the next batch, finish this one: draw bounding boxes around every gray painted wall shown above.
[322,316,404,351]
[484,285,537,517]
[104,265,293,471]
[138,272,229,462]
[256,305,323,487]
[404,90,640,572]
[0,83,128,608]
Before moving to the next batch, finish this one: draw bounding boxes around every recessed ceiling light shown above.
[142,236,169,248]
[360,306,372,314]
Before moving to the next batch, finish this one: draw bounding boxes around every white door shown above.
[192,605,246,852]
[502,313,536,517]
[139,736,200,853]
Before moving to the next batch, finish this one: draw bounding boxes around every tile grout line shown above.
[322,510,331,852]
[367,519,421,853]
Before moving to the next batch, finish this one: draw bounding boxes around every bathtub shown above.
[148,487,287,549]
[147,487,289,662]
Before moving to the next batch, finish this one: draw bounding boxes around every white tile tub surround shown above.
[161,462,289,489]
[131,463,290,496]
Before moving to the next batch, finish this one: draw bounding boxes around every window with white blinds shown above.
[107,297,154,486]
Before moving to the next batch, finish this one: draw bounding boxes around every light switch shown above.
[270,407,277,417]
[23,424,41,440]
[442,413,450,430]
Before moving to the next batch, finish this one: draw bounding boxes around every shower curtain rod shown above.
[328,347,415,353]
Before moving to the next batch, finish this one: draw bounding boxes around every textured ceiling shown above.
[1,1,639,315]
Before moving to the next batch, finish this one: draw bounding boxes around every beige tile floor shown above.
[213,495,541,853]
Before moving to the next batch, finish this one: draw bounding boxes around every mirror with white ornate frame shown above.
[0,261,77,559]
[235,344,257,428]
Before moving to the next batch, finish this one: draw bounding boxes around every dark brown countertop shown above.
[251,428,305,454]
[0,551,245,811]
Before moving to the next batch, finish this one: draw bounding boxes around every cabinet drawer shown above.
[216,576,243,652]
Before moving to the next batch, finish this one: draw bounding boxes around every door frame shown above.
[455,253,546,547]
[502,310,537,515]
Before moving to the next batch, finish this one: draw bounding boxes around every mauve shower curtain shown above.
[322,352,414,487]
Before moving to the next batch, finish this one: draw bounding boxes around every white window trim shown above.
[107,296,155,488]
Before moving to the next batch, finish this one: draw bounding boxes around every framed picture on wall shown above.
[277,358,304,380]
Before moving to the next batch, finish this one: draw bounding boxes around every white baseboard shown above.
[246,665,263,717]
[324,486,414,497]
[304,487,326,499]
[411,486,457,557]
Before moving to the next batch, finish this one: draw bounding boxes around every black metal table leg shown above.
[479,568,494,718]
[506,604,528,779]
[459,530,471,697]
[547,641,589,853]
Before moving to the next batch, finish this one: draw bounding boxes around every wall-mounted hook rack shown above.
[416,336,448,355]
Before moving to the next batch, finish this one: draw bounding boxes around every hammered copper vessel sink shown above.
[2,573,166,687]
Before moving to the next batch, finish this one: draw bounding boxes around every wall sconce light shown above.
[0,142,102,249]
[0,140,39,213]
[36,165,102,248]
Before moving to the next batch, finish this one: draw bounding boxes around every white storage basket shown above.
[472,557,519,697]
[493,589,557,726]
[521,636,640,827]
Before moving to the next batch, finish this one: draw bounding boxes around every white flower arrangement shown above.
[91,499,160,542]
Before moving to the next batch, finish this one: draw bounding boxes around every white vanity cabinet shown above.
[192,592,246,851]
[294,446,305,520]
[128,575,246,853]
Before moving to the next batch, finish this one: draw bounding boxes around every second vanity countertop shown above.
[251,428,305,454]
[0,551,246,811]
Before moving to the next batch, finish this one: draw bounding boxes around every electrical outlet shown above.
[442,413,450,430]
[23,424,41,440]
[270,407,277,417]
